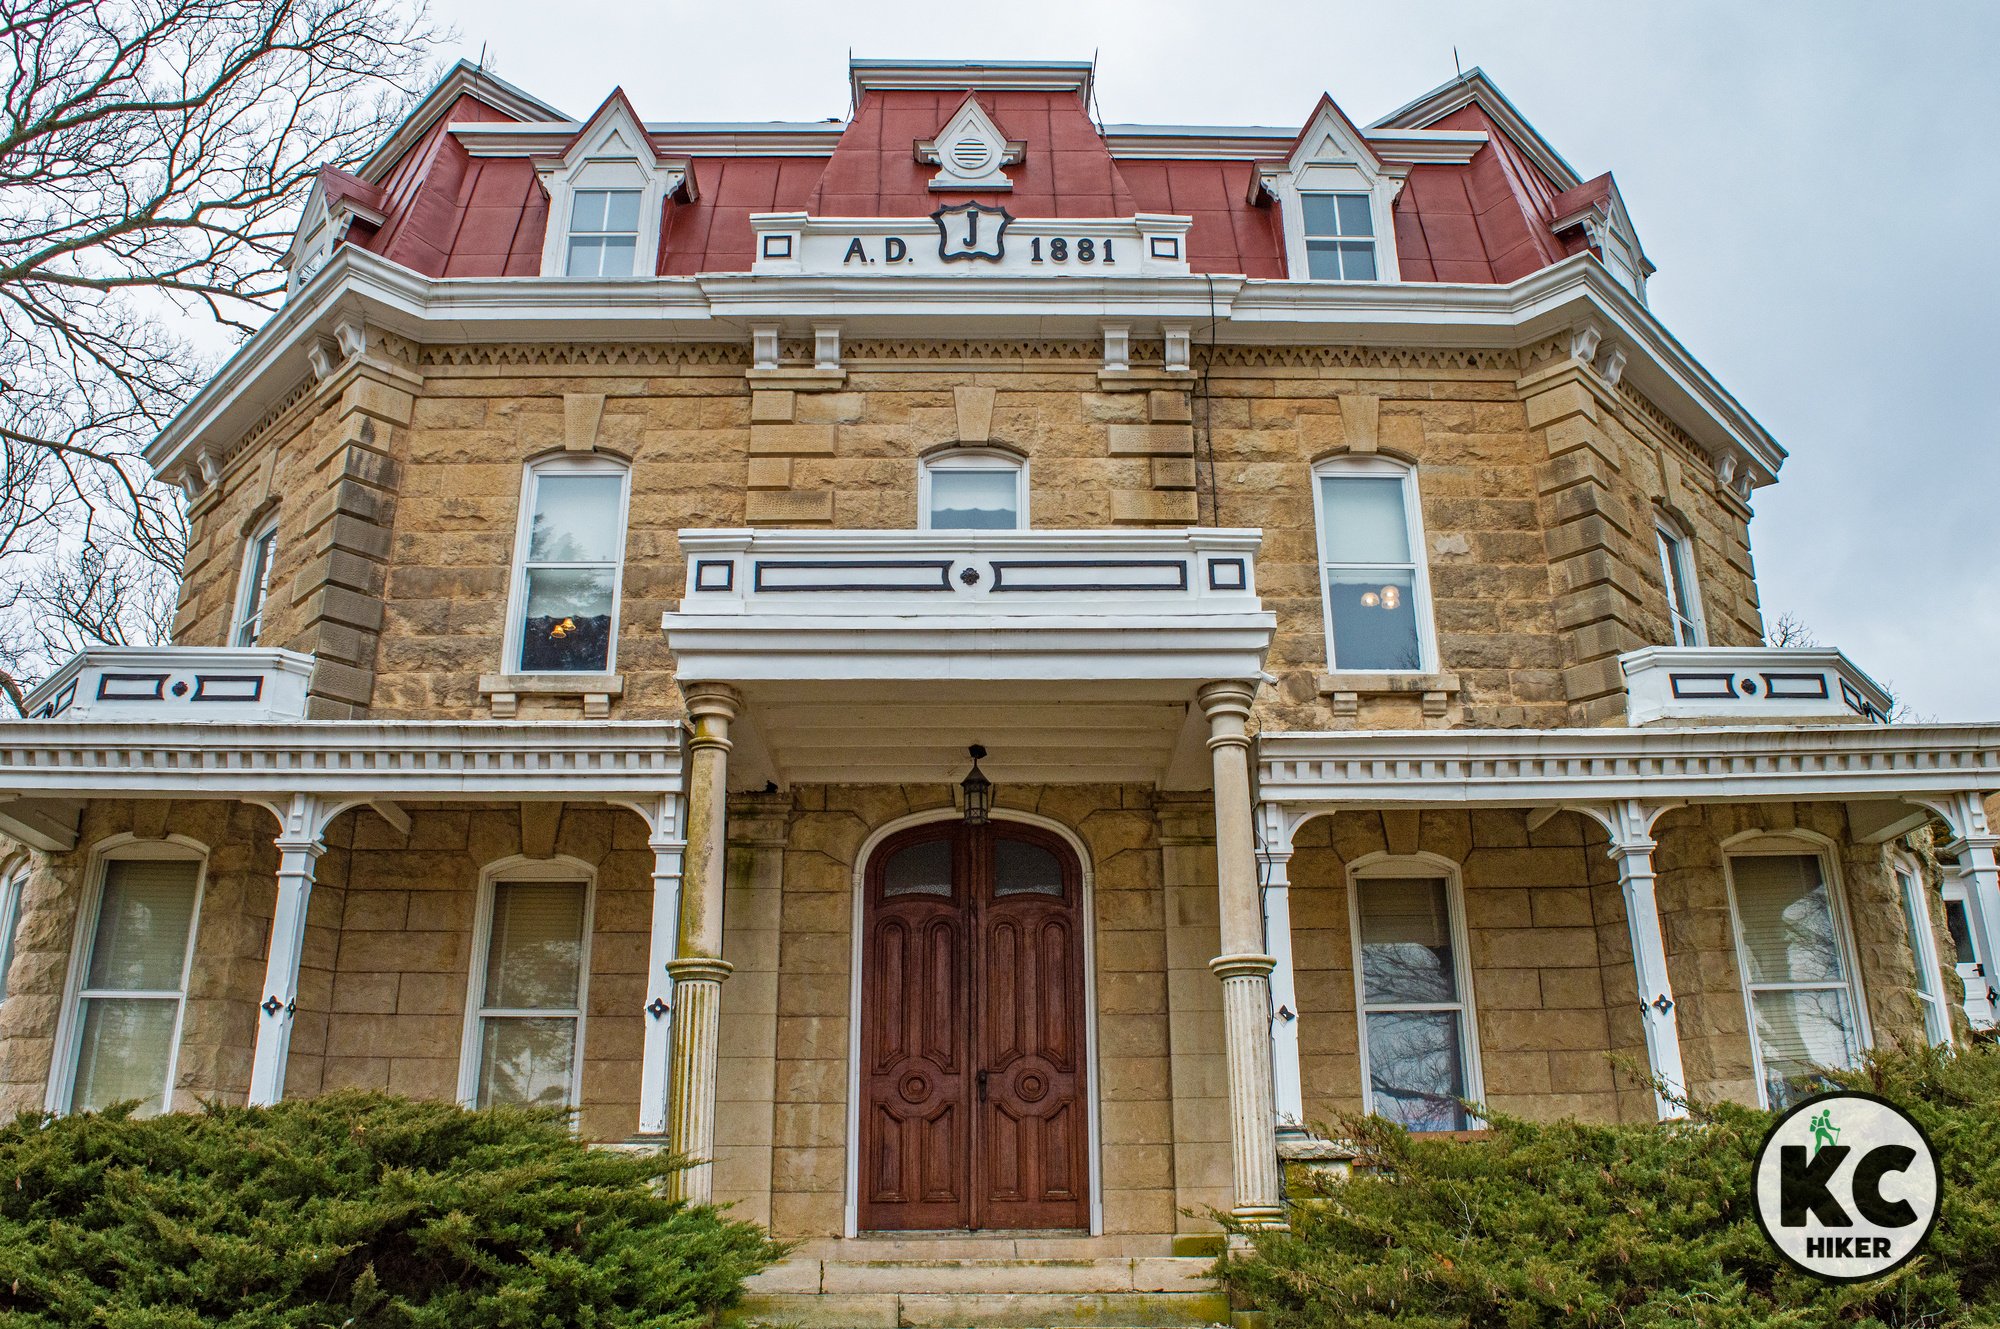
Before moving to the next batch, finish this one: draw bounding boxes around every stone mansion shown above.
[0,54,1995,1325]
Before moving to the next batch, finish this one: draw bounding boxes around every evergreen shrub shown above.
[0,1091,780,1328]
[1218,1040,2000,1328]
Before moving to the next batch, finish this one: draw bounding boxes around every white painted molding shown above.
[22,647,315,723]
[916,96,1025,190]
[1620,645,1892,726]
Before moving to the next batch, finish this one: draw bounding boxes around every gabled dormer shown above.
[1551,172,1653,304]
[283,169,387,296]
[916,94,1027,191]
[1257,95,1407,283]
[533,90,695,279]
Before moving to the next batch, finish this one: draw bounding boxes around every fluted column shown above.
[667,683,739,1202]
[249,792,330,1106]
[1198,680,1283,1225]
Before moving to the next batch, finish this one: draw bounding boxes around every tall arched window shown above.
[504,455,631,674]
[1655,514,1706,647]
[921,448,1026,531]
[1312,456,1436,672]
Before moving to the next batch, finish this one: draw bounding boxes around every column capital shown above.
[666,956,735,984]
[1210,952,1277,981]
[1197,678,1258,720]
[680,682,741,752]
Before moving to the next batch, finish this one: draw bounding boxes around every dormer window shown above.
[1302,193,1377,281]
[566,189,642,278]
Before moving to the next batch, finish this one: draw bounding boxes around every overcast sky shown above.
[420,0,2000,719]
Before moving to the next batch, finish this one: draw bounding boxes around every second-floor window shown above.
[922,450,1026,531]
[1302,193,1377,281]
[1656,517,1706,646]
[566,189,642,278]
[1315,457,1434,672]
[507,457,629,674]
[231,519,278,647]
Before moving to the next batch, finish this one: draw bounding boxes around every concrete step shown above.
[749,1255,1216,1295]
[725,1289,1231,1329]
[786,1233,1184,1261]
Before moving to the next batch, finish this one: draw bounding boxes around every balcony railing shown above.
[1621,646,1892,726]
[22,647,315,723]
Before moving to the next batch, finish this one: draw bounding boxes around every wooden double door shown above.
[858,821,1090,1231]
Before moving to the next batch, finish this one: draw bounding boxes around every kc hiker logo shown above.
[1751,1090,1940,1281]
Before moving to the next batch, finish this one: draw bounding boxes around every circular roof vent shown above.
[950,138,994,174]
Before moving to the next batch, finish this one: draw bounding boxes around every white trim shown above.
[1891,851,1953,1046]
[1344,851,1485,1129]
[503,453,632,676]
[47,835,209,1116]
[457,854,599,1110]
[919,447,1028,531]
[1368,67,1583,191]
[849,58,1094,104]
[1653,513,1707,648]
[1310,454,1437,674]
[230,517,280,648]
[842,807,1103,1238]
[1940,877,1996,1027]
[1267,105,1405,284]
[1719,831,1872,1109]
[0,859,25,1005]
[533,98,685,280]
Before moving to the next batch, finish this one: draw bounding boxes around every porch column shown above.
[1597,799,1687,1120]
[1198,680,1284,1225]
[667,683,739,1202]
[629,795,685,1137]
[1933,792,2000,1015]
[1256,804,1305,1135]
[248,792,332,1106]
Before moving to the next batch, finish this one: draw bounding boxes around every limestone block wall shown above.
[170,339,1762,730]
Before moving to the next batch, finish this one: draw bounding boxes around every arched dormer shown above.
[533,90,694,279]
[1259,95,1407,283]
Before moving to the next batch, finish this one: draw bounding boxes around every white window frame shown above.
[1891,853,1952,1046]
[1311,454,1438,674]
[457,855,597,1111]
[1655,515,1707,647]
[231,517,279,647]
[562,187,645,279]
[1297,191,1380,282]
[1940,878,1995,1027]
[1266,101,1403,284]
[1720,833,1872,1109]
[46,836,208,1116]
[534,98,682,281]
[502,454,632,675]
[0,859,25,1005]
[1346,853,1484,1130]
[918,447,1029,531]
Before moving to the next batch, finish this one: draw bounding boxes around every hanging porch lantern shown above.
[960,744,993,825]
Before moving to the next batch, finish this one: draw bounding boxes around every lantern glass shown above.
[961,745,992,826]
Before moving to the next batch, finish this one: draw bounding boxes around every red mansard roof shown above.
[330,65,1625,286]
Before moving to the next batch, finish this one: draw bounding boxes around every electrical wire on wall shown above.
[1199,273,1222,526]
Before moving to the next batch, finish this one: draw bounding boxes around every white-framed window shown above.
[1348,858,1482,1131]
[459,859,595,1109]
[1892,856,1952,1045]
[565,188,643,278]
[1940,879,1995,1027]
[1313,456,1435,672]
[1723,839,1870,1109]
[50,844,205,1116]
[0,863,25,1005]
[1655,516,1706,647]
[504,455,630,674]
[231,518,279,647]
[1301,192,1378,281]
[920,448,1027,531]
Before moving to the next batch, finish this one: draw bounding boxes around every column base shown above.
[1227,1207,1288,1232]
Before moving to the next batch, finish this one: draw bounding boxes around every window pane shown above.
[1320,476,1412,563]
[1326,567,1422,671]
[994,838,1063,898]
[1300,194,1342,237]
[1753,988,1859,1107]
[929,468,1020,530]
[482,882,586,1010]
[86,861,198,992]
[235,529,275,647]
[1945,900,1975,966]
[1365,1010,1466,1130]
[476,1016,578,1108]
[572,190,609,231]
[528,474,624,564]
[71,997,178,1114]
[0,878,22,1004]
[1733,855,1844,984]
[519,568,615,672]
[1336,194,1374,238]
[1305,239,1341,280]
[883,837,953,898]
[1338,241,1377,281]
[567,236,602,277]
[1358,878,1456,1004]
[598,236,637,278]
[602,190,641,232]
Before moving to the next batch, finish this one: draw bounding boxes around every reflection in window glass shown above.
[566,189,641,278]
[1318,470,1427,671]
[1302,193,1377,281]
[233,523,277,647]
[1355,876,1470,1131]
[1730,853,1862,1107]
[515,467,625,673]
[471,881,587,1108]
[69,859,200,1115]
[1897,866,1951,1045]
[926,460,1023,530]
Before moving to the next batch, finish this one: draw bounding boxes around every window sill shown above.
[477,672,625,720]
[1316,670,1460,720]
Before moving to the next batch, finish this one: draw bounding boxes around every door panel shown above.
[859,821,1088,1232]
